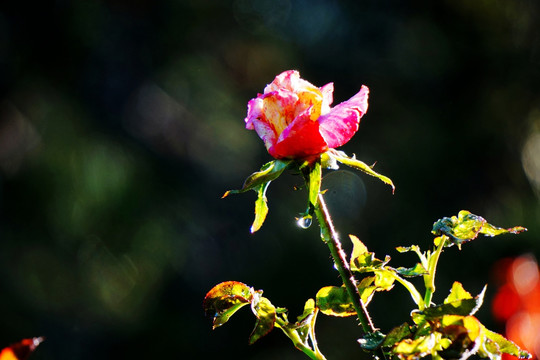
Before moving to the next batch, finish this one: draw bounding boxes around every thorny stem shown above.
[314,194,386,359]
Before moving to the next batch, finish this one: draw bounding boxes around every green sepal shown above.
[223,160,292,196]
[327,149,395,193]
[316,286,356,317]
[250,182,270,233]
[432,210,527,249]
[358,331,386,351]
[422,284,486,318]
[297,159,322,224]
[203,281,254,329]
[222,160,292,233]
[307,159,322,209]
[249,292,277,344]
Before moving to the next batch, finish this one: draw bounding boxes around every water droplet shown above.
[296,215,312,229]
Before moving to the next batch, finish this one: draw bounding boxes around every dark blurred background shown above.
[0,0,539,359]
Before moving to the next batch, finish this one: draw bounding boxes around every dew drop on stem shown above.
[296,215,312,229]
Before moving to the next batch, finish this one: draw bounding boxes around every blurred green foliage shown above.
[0,0,539,359]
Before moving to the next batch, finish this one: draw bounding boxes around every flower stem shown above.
[423,236,447,308]
[314,194,385,359]
[276,315,326,360]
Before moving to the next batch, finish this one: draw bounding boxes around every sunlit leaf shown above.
[394,263,428,278]
[382,323,413,347]
[350,235,391,272]
[297,298,316,324]
[439,315,483,359]
[328,149,395,193]
[316,286,356,317]
[0,338,44,360]
[357,276,378,305]
[374,269,396,290]
[249,294,277,344]
[291,299,318,346]
[444,281,473,304]
[203,281,254,329]
[358,331,386,351]
[250,182,270,233]
[396,245,429,270]
[432,210,527,248]
[392,333,450,360]
[483,328,531,359]
[423,286,486,318]
[349,234,368,267]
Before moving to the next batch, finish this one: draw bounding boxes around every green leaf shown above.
[374,269,396,290]
[392,333,451,360]
[328,149,395,193]
[396,245,421,254]
[316,286,356,317]
[444,281,473,303]
[432,210,527,248]
[350,235,391,272]
[203,281,254,329]
[483,328,532,359]
[349,234,368,267]
[297,298,316,324]
[358,331,386,351]
[250,182,270,233]
[291,299,318,346]
[382,323,413,348]
[357,276,377,305]
[423,286,486,318]
[249,294,277,344]
[394,263,428,278]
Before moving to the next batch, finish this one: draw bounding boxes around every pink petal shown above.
[318,85,369,149]
[245,97,263,130]
[269,108,328,159]
[264,70,299,93]
[320,82,334,108]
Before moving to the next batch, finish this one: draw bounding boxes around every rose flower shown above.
[245,70,369,160]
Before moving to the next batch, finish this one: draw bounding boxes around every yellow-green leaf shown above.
[444,281,473,304]
[203,281,254,329]
[249,295,277,344]
[423,286,486,318]
[316,286,356,317]
[432,210,527,248]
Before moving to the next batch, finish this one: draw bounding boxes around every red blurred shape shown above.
[493,255,540,358]
[0,337,44,360]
